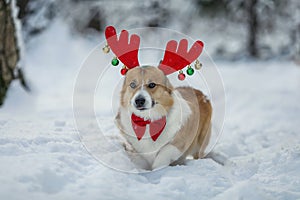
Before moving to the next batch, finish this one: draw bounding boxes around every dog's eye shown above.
[148,82,156,89]
[130,82,136,89]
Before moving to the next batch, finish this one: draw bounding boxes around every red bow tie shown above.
[131,114,166,141]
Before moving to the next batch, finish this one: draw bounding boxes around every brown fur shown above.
[171,87,212,164]
[120,66,175,116]
[116,66,212,166]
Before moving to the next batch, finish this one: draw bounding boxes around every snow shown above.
[1,19,300,199]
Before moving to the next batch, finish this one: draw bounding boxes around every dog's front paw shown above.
[152,145,182,170]
[122,142,135,153]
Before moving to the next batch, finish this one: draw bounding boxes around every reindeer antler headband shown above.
[102,26,204,80]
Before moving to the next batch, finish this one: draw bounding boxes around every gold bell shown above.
[194,60,202,70]
[102,44,110,53]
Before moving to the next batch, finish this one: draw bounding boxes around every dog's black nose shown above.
[135,95,146,107]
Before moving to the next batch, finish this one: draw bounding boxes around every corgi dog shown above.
[115,66,212,170]
[104,26,212,170]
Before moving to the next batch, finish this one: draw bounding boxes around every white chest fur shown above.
[119,90,192,164]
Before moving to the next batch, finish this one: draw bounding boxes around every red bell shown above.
[178,72,186,81]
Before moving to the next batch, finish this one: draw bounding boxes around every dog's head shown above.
[105,26,204,120]
[120,66,174,120]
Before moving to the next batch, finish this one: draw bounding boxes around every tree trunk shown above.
[0,0,26,106]
[247,0,259,58]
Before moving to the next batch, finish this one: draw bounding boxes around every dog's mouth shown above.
[136,107,148,111]
[135,100,156,111]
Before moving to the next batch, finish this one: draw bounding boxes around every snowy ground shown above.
[1,20,300,200]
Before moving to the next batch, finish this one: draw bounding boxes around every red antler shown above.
[105,26,140,69]
[158,39,204,75]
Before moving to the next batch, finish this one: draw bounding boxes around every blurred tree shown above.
[15,0,175,37]
[222,0,260,57]
[0,0,28,106]
[16,0,58,38]
[285,0,300,61]
[12,0,300,60]
[246,0,259,57]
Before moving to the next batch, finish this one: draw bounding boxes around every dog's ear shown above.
[119,76,127,107]
[164,77,174,94]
